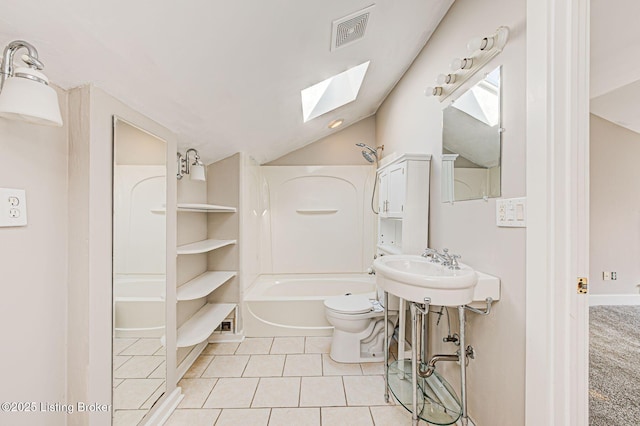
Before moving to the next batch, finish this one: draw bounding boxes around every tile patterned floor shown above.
[113,338,166,426]
[163,336,413,426]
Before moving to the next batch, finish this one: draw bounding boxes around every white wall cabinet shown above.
[377,154,430,255]
[379,162,407,218]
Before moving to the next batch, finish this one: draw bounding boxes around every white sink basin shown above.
[374,255,478,306]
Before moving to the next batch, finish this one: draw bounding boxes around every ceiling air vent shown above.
[331,5,375,51]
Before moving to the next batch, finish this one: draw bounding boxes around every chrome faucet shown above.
[421,248,461,270]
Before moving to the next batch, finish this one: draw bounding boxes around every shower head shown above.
[355,143,379,163]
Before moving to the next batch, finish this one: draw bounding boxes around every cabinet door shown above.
[378,170,389,216]
[386,163,406,218]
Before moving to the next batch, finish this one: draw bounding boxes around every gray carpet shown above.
[590,305,640,425]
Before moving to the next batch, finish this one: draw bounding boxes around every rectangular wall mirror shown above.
[441,66,501,202]
[112,117,167,424]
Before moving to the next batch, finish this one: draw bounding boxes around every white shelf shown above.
[177,303,236,348]
[177,271,237,301]
[177,239,236,255]
[178,203,237,213]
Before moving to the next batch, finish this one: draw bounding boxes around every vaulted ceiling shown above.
[590,0,640,134]
[0,0,454,163]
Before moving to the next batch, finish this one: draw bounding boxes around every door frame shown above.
[525,0,590,424]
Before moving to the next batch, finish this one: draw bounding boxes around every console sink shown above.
[374,255,478,306]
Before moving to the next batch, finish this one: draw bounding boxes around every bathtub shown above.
[243,274,376,337]
[113,275,165,338]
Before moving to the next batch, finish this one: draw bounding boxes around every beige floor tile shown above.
[113,338,138,355]
[369,405,413,425]
[113,379,164,409]
[270,337,305,354]
[252,377,300,408]
[322,354,362,376]
[269,407,320,426]
[115,355,164,379]
[183,355,214,378]
[112,409,148,426]
[113,355,132,370]
[177,378,217,408]
[202,342,239,355]
[305,337,332,354]
[243,355,285,377]
[120,338,163,356]
[236,338,274,355]
[113,378,124,388]
[140,382,166,409]
[299,376,346,407]
[201,355,249,378]
[320,407,373,426]
[149,360,166,378]
[164,408,221,425]
[203,377,259,408]
[283,354,323,377]
[359,362,384,375]
[215,408,270,426]
[343,376,388,406]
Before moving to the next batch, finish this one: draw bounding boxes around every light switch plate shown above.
[0,188,27,227]
[496,197,526,227]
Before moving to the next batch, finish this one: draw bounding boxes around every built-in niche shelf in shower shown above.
[177,238,237,255]
[152,203,237,213]
[176,303,237,348]
[177,203,237,213]
[177,271,237,301]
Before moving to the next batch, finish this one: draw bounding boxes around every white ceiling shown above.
[0,0,453,164]
[590,0,640,134]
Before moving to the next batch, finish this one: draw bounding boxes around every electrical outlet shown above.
[220,321,232,332]
[611,272,617,280]
[0,188,27,227]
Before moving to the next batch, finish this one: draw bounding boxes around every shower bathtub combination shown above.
[243,274,376,337]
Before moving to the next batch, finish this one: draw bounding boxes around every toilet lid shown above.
[324,295,373,314]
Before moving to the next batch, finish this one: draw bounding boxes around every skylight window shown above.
[301,61,370,123]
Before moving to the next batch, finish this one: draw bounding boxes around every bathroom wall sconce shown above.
[0,40,62,126]
[177,148,206,181]
[424,26,509,102]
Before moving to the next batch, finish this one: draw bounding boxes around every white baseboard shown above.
[208,332,245,343]
[142,387,183,426]
[589,294,640,306]
[176,341,207,380]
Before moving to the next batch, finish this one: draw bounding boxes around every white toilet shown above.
[324,289,399,363]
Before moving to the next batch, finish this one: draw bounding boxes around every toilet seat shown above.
[324,295,372,314]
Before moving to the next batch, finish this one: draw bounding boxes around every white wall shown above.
[375,0,526,424]
[0,87,69,426]
[590,113,640,295]
[267,116,377,166]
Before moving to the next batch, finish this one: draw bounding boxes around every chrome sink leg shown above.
[384,291,389,403]
[459,305,468,426]
[410,302,418,426]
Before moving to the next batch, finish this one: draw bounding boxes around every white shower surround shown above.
[260,165,376,274]
[243,165,377,337]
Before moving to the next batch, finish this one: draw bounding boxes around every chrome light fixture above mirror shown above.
[177,148,206,181]
[0,40,62,126]
[424,27,509,102]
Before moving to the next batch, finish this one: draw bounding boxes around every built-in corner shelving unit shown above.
[176,200,238,363]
